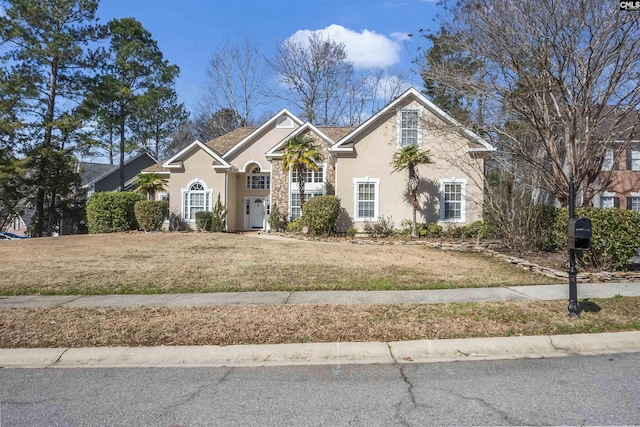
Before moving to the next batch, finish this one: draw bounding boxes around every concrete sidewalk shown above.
[1,282,640,309]
[2,283,640,369]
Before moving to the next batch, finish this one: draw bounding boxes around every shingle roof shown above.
[205,127,258,156]
[79,162,116,186]
[317,127,356,142]
[141,163,170,173]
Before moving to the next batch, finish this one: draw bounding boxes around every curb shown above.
[2,331,639,369]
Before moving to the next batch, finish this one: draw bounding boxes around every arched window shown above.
[246,165,270,190]
[182,181,212,221]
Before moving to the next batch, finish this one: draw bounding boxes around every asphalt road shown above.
[2,353,639,426]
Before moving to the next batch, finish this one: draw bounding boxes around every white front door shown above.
[250,198,264,229]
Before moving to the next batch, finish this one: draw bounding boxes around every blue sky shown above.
[94,0,442,114]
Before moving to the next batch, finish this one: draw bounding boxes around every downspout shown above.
[224,172,228,232]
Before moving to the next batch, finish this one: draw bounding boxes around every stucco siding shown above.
[168,147,227,224]
[335,98,485,231]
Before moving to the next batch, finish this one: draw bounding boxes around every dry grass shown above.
[0,232,556,295]
[1,297,638,348]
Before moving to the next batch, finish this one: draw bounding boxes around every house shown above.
[80,152,158,196]
[594,108,640,210]
[1,206,34,237]
[145,88,495,232]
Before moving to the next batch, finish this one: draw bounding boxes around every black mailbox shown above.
[568,217,592,250]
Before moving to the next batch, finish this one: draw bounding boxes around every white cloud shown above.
[287,24,402,69]
[390,32,412,42]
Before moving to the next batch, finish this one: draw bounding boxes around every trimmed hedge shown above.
[86,192,145,233]
[301,195,341,235]
[134,200,168,232]
[553,207,640,270]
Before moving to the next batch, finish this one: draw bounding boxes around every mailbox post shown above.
[567,176,591,317]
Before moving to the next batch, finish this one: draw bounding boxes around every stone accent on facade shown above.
[269,133,338,221]
[270,158,289,219]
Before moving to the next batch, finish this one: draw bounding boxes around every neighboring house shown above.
[144,88,495,232]
[593,108,640,210]
[80,152,158,196]
[1,206,34,237]
[596,142,640,210]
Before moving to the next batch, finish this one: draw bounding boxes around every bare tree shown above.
[422,0,640,206]
[268,33,356,126]
[199,39,266,128]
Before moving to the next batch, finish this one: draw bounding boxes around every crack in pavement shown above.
[442,388,528,426]
[46,348,69,368]
[392,364,422,427]
[157,370,230,420]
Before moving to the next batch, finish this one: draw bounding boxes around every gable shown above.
[266,123,355,158]
[163,140,231,170]
[331,88,495,153]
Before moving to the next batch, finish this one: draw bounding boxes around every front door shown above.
[250,198,264,229]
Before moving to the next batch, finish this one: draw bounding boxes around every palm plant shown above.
[391,144,433,238]
[282,135,324,214]
[133,172,167,200]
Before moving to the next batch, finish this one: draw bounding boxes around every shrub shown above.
[286,217,303,233]
[424,222,443,238]
[301,195,341,235]
[86,191,145,233]
[211,193,227,232]
[553,207,640,270]
[347,226,357,238]
[268,203,288,232]
[398,219,427,237]
[195,211,213,232]
[442,224,463,239]
[134,200,168,232]
[460,221,484,239]
[363,215,395,238]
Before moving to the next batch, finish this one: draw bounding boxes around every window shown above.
[600,192,618,209]
[246,167,270,190]
[628,196,640,211]
[182,181,212,221]
[289,164,326,219]
[290,191,322,220]
[399,109,421,147]
[291,167,323,184]
[13,217,20,231]
[602,149,614,171]
[353,178,380,221]
[630,149,640,171]
[440,179,466,222]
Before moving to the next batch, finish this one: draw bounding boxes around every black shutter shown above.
[626,148,632,171]
[614,197,620,208]
[628,197,633,210]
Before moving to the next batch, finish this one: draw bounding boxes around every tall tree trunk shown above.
[298,168,306,213]
[34,58,59,237]
[119,115,125,191]
[109,129,114,165]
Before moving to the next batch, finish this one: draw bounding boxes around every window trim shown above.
[353,177,380,222]
[181,179,213,222]
[439,178,466,223]
[246,166,271,190]
[630,149,640,171]
[600,191,617,209]
[397,107,422,149]
[289,163,326,219]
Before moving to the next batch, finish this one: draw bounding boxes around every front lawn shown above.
[0,232,556,295]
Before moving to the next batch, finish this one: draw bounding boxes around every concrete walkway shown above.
[2,282,640,309]
[2,283,640,369]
